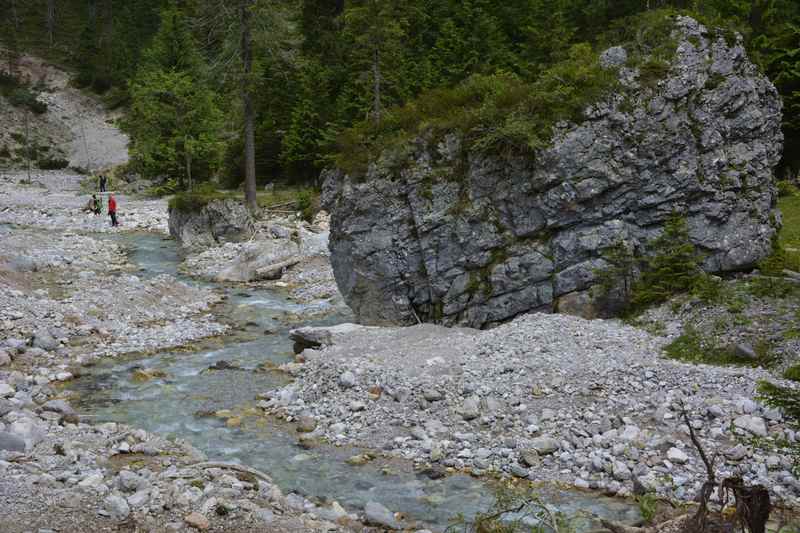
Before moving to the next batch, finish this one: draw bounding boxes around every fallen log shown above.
[254,256,301,281]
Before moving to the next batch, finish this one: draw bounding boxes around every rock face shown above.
[168,199,255,249]
[323,17,783,328]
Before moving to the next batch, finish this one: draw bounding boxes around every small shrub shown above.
[630,214,704,310]
[0,145,9,158]
[37,157,69,170]
[691,274,725,304]
[636,493,659,524]
[168,183,230,212]
[783,364,800,383]
[145,179,179,198]
[664,326,773,367]
[295,188,320,223]
[777,180,800,198]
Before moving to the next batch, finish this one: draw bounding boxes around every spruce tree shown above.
[123,1,223,188]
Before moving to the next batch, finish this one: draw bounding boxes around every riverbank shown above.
[0,170,362,532]
[278,314,800,509]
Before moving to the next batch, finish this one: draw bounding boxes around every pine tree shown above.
[123,1,223,188]
[631,214,703,308]
[342,0,407,126]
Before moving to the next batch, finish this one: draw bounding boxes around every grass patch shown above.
[784,364,800,382]
[664,326,776,368]
[168,184,231,212]
[777,193,800,272]
[168,183,320,220]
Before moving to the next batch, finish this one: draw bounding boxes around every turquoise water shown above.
[69,232,641,530]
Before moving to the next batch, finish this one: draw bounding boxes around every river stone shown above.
[510,464,530,478]
[364,501,402,530]
[460,396,480,420]
[0,431,26,452]
[0,383,15,398]
[0,351,10,367]
[733,415,768,437]
[42,399,76,417]
[184,512,210,530]
[322,16,783,328]
[530,436,559,455]
[667,447,690,464]
[725,444,748,461]
[104,494,131,521]
[519,449,540,467]
[31,330,59,351]
[338,371,356,389]
[296,415,317,433]
[8,419,43,450]
[117,470,149,493]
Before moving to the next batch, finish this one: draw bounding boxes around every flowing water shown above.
[68,232,641,531]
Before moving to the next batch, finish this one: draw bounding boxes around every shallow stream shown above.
[68,232,641,530]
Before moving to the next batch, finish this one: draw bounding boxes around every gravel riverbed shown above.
[275,314,800,509]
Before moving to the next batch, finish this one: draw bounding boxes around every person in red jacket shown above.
[108,194,119,227]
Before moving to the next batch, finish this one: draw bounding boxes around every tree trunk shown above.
[240,0,258,212]
[47,0,56,48]
[8,0,20,74]
[186,147,193,192]
[372,46,381,126]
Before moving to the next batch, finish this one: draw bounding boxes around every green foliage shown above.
[0,72,47,114]
[778,180,800,198]
[168,182,229,212]
[783,365,800,383]
[664,326,775,368]
[337,43,618,175]
[631,215,704,310]
[778,194,800,272]
[294,188,319,223]
[122,2,223,188]
[5,1,799,187]
[37,157,69,170]
[636,493,659,524]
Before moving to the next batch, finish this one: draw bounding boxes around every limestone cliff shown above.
[323,17,784,328]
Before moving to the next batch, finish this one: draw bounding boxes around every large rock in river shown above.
[323,17,783,328]
[168,199,254,249]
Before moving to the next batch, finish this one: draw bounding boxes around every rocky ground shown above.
[0,55,129,171]
[0,171,373,532]
[277,314,800,511]
[176,208,343,313]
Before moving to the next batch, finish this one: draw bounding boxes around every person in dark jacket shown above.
[108,194,119,227]
[99,174,107,192]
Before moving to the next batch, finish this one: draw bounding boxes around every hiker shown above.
[99,174,107,192]
[108,194,119,227]
[82,194,101,215]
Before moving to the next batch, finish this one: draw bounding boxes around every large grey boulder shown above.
[168,199,255,249]
[323,16,783,328]
[215,240,300,282]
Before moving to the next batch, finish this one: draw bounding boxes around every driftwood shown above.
[189,461,273,483]
[680,402,771,533]
[254,256,301,281]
